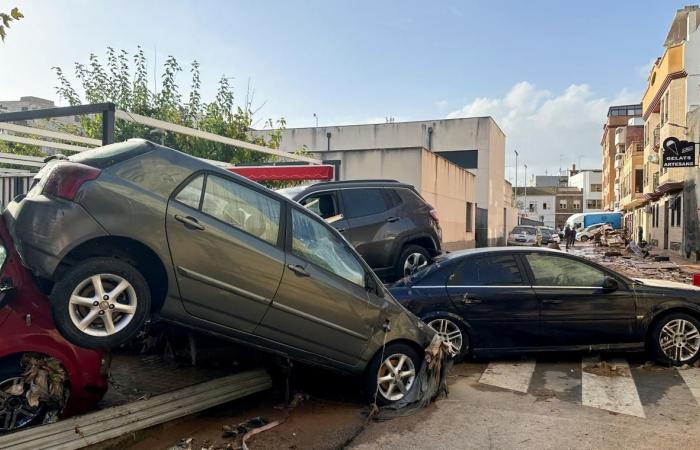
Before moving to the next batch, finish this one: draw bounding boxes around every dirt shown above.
[582,361,630,377]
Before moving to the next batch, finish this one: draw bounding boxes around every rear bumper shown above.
[3,195,108,279]
[507,240,537,246]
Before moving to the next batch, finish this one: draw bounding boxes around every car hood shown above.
[634,278,700,291]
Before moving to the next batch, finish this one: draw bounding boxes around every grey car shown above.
[278,180,442,282]
[3,139,433,405]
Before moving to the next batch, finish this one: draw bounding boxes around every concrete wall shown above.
[308,147,477,249]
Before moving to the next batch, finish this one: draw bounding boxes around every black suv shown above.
[279,180,442,282]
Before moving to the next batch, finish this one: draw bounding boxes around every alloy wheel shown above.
[428,318,464,353]
[659,319,700,362]
[0,377,41,431]
[377,353,417,402]
[68,273,138,337]
[403,253,428,277]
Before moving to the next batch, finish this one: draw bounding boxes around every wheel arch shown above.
[55,235,169,314]
[400,234,439,256]
[645,305,700,346]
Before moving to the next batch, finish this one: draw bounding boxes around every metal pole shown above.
[514,149,519,210]
[102,106,115,145]
[524,163,528,216]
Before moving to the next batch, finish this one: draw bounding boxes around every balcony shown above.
[653,125,660,148]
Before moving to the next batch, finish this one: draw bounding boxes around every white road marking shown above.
[677,367,700,404]
[479,360,536,393]
[581,357,645,418]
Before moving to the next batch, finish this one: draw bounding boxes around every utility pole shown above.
[514,149,519,211]
[524,163,528,216]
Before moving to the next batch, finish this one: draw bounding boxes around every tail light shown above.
[42,162,101,201]
[694,273,700,287]
[429,208,439,223]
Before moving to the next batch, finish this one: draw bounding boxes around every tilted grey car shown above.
[3,139,433,405]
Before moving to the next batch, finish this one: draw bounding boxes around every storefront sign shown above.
[662,137,697,168]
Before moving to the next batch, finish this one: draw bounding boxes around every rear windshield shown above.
[539,228,553,236]
[512,227,535,235]
[70,140,154,169]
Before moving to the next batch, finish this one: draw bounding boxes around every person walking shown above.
[564,225,571,250]
[570,226,576,248]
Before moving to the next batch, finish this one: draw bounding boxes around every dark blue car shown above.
[390,247,700,365]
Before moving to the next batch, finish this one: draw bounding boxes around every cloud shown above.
[447,82,641,183]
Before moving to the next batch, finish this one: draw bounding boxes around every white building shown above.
[513,187,557,228]
[255,117,516,248]
[568,169,603,212]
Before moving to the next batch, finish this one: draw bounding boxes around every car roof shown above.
[437,246,567,262]
[291,179,416,197]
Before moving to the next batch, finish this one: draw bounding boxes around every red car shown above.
[0,218,108,432]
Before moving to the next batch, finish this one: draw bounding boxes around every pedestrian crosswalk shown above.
[470,356,700,419]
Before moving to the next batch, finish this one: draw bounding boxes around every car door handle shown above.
[174,214,205,231]
[336,227,346,233]
[462,293,481,304]
[387,216,401,223]
[542,299,562,304]
[287,264,310,277]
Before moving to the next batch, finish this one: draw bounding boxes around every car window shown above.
[449,254,524,286]
[385,189,403,207]
[525,253,606,287]
[300,193,339,219]
[512,227,535,235]
[0,240,7,270]
[174,175,204,209]
[291,209,365,286]
[201,175,281,246]
[341,189,388,218]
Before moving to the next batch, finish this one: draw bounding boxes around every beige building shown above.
[601,104,643,211]
[256,117,515,248]
[639,5,700,254]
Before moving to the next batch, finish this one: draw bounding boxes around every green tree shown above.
[52,47,286,165]
[0,7,23,42]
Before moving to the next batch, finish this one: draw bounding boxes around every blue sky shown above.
[0,0,692,180]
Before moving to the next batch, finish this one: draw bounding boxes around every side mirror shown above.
[602,277,618,292]
[365,273,384,298]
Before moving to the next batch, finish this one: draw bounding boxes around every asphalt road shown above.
[350,354,700,450]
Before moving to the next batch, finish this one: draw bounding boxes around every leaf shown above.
[10,8,23,20]
[1,13,9,28]
[0,26,6,42]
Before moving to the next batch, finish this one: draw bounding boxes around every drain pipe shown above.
[428,126,433,150]
[326,132,331,151]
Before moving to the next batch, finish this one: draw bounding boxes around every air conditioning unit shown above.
[647,154,659,163]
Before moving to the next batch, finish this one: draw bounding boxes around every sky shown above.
[0,0,692,183]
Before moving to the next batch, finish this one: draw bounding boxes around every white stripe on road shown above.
[581,357,645,418]
[677,367,700,404]
[479,360,536,393]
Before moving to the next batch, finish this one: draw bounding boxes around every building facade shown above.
[513,187,556,228]
[256,117,516,248]
[637,6,700,255]
[567,169,603,212]
[601,104,643,211]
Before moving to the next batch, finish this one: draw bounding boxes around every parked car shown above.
[4,139,434,405]
[506,226,541,246]
[0,217,108,432]
[391,247,700,365]
[278,180,442,282]
[537,227,560,244]
[576,222,608,241]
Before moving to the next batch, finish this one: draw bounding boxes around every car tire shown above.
[50,257,151,350]
[395,245,431,280]
[426,316,469,362]
[365,342,422,406]
[0,356,46,432]
[580,235,589,242]
[651,312,700,366]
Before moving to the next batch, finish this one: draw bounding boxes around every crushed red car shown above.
[0,218,108,432]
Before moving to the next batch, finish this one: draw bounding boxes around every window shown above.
[465,202,473,232]
[528,202,537,213]
[590,184,602,192]
[341,189,388,218]
[175,175,204,209]
[542,202,548,210]
[300,193,338,220]
[385,189,403,207]
[634,169,643,193]
[291,209,365,286]
[201,175,281,245]
[448,254,523,286]
[525,254,606,287]
[573,200,581,210]
[559,200,567,210]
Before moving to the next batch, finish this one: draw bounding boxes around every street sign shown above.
[662,137,697,168]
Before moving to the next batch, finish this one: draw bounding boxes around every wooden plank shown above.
[115,109,321,165]
[0,369,271,450]
[0,134,91,153]
[0,123,101,146]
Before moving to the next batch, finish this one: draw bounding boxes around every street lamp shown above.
[514,149,519,211]
[524,163,528,215]
[313,113,318,127]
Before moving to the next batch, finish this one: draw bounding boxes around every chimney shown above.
[572,163,576,174]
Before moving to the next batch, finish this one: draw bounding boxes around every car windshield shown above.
[512,227,535,235]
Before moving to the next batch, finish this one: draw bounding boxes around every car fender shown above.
[394,232,439,260]
[644,300,700,330]
[419,310,472,336]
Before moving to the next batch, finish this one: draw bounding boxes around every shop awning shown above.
[228,164,335,182]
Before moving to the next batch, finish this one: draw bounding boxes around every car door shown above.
[256,207,383,365]
[339,188,397,269]
[165,172,286,333]
[522,252,637,346]
[298,190,351,239]
[446,253,540,349]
